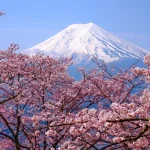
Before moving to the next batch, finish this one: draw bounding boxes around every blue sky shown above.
[0,0,150,51]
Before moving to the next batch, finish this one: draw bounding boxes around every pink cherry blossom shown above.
[0,45,149,149]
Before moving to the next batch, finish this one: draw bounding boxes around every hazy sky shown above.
[0,0,150,51]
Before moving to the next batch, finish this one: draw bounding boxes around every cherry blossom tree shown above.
[0,12,5,16]
[38,63,149,150]
[0,44,149,149]
[0,44,73,149]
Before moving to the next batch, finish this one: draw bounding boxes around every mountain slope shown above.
[24,23,148,63]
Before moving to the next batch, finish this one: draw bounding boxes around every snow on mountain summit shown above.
[25,23,148,62]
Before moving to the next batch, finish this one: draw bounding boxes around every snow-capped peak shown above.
[24,23,148,62]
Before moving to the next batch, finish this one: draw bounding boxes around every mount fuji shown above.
[24,23,148,64]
